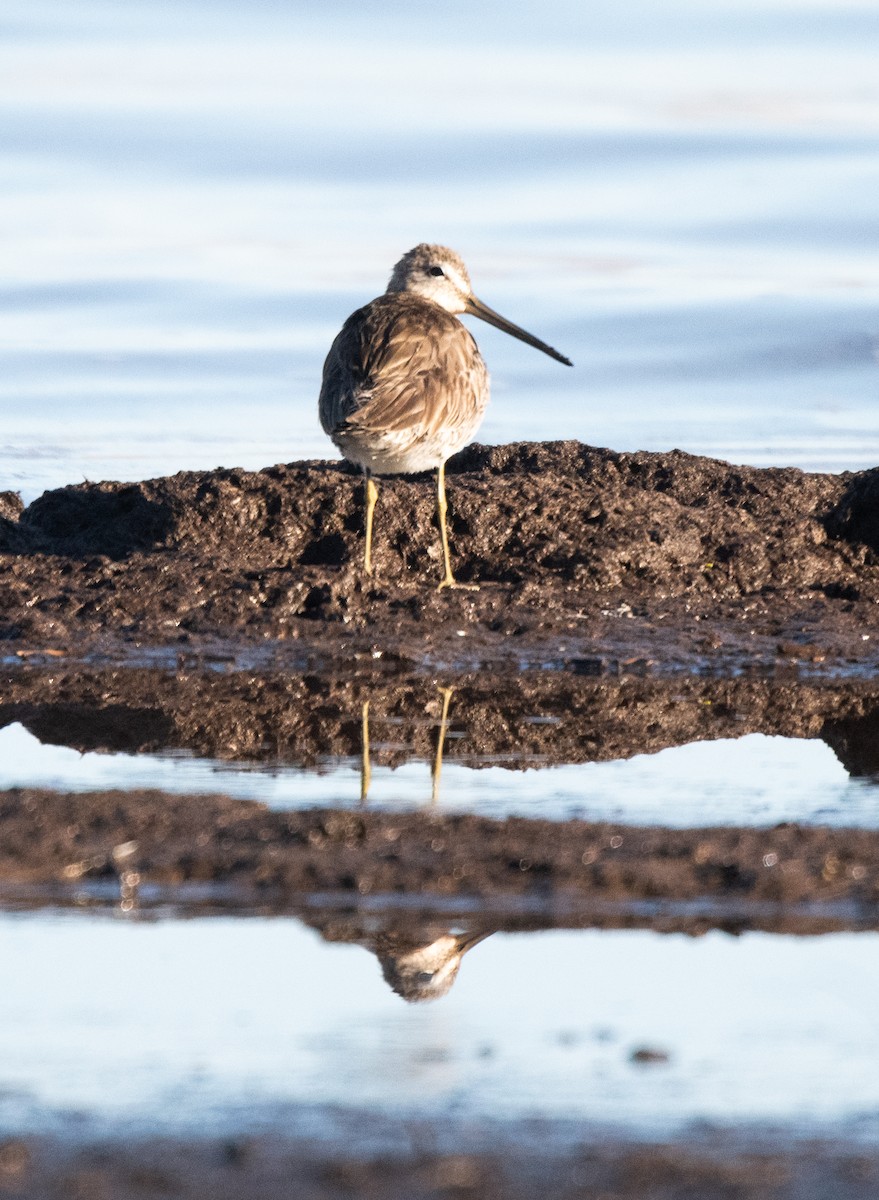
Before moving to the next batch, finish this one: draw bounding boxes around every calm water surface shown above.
[1,914,878,1141]
[1,0,878,499]
[3,721,879,830]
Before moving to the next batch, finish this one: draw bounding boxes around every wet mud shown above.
[1,1129,878,1200]
[5,443,879,1195]
[2,786,878,935]
[2,441,879,670]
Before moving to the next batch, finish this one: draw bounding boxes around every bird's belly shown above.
[334,412,484,475]
[323,317,490,475]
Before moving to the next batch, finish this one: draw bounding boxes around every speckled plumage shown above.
[317,243,571,586]
[319,291,489,475]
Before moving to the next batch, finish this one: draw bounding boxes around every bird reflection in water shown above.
[346,686,492,1000]
[372,927,491,1003]
[306,912,494,1004]
[360,686,454,807]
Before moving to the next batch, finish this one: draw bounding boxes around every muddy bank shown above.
[1,1128,878,1200]
[2,788,878,928]
[4,663,879,774]
[2,442,879,669]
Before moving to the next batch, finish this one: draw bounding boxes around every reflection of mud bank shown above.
[3,788,879,929]
[4,665,879,775]
[2,1126,878,1200]
[2,442,879,667]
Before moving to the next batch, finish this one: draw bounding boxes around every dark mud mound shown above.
[6,1130,879,1200]
[0,441,857,585]
[827,465,879,555]
[1,441,878,663]
[20,482,176,557]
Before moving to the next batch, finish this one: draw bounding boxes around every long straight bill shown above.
[464,295,573,366]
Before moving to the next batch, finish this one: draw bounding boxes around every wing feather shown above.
[318,293,486,449]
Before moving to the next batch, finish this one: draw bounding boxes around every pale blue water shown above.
[1,0,878,500]
[1,914,878,1141]
[3,721,878,830]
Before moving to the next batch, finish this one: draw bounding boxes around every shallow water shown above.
[3,720,879,830]
[2,0,879,500]
[3,665,878,1145]
[1,912,878,1142]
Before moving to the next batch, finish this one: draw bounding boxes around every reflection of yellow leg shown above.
[431,687,454,805]
[436,463,478,591]
[364,474,379,575]
[360,699,372,805]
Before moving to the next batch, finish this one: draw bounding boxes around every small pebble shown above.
[630,1046,671,1065]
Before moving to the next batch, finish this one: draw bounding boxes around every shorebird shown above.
[319,244,572,588]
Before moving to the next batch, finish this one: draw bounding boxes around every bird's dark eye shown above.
[428,266,444,277]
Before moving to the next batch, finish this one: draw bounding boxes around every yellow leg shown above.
[360,699,372,805]
[364,474,379,576]
[436,463,478,591]
[431,686,454,805]
[436,462,455,588]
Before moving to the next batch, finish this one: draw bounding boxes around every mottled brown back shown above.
[318,293,488,459]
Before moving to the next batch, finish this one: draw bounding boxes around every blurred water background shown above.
[1,0,878,502]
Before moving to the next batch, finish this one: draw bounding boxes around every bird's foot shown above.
[437,577,480,592]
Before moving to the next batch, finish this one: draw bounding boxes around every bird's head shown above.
[386,243,473,313]
[386,243,573,366]
[376,931,491,1004]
